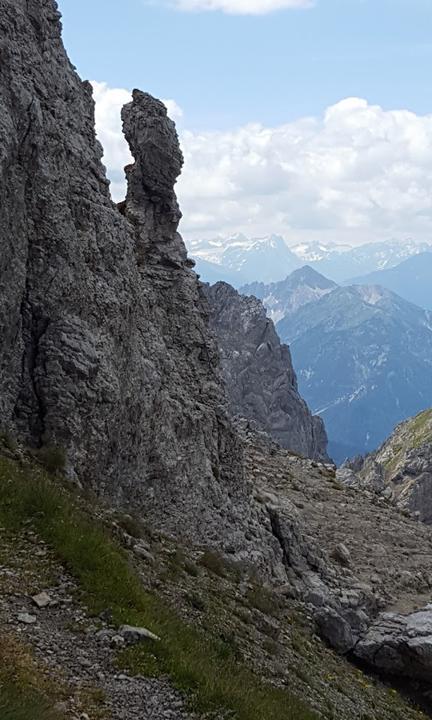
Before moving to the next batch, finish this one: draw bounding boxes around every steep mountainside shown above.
[277,285,432,462]
[346,252,432,310]
[203,282,329,461]
[0,0,271,556]
[241,266,337,323]
[0,444,430,720]
[341,409,432,524]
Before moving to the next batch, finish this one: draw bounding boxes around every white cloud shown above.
[92,81,432,246]
[171,0,313,14]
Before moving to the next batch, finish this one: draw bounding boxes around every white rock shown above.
[17,612,37,624]
[119,624,160,644]
[32,591,52,608]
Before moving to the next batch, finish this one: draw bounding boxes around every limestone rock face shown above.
[241,426,432,689]
[0,0,273,555]
[356,608,432,682]
[203,282,329,461]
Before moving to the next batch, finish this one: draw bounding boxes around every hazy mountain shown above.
[221,234,301,283]
[346,252,432,310]
[189,233,301,284]
[193,256,246,287]
[290,241,351,263]
[188,232,251,264]
[311,240,431,282]
[241,266,337,322]
[188,234,431,285]
[276,285,432,464]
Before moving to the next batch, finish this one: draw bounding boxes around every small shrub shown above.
[245,586,281,617]
[198,549,230,577]
[183,559,200,577]
[165,548,188,579]
[186,593,207,612]
[34,445,66,475]
[0,430,17,453]
[262,638,279,656]
[116,513,145,540]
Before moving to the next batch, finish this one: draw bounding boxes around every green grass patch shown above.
[0,635,63,720]
[245,585,281,617]
[0,454,318,720]
[198,548,232,577]
[0,684,59,720]
[32,445,66,475]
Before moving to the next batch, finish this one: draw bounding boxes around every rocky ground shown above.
[0,446,427,720]
[0,528,197,720]
[241,425,432,709]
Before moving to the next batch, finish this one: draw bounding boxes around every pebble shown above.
[17,612,37,624]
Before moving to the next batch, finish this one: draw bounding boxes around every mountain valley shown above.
[242,268,432,462]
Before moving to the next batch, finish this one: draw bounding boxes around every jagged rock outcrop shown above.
[0,0,284,562]
[356,608,432,682]
[240,425,432,700]
[340,409,432,523]
[203,282,329,461]
[241,265,337,323]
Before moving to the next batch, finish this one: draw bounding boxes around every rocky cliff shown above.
[4,2,432,716]
[203,283,329,461]
[0,0,275,557]
[340,409,432,523]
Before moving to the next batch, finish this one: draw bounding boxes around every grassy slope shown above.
[0,452,317,720]
[379,409,432,476]
[0,634,62,720]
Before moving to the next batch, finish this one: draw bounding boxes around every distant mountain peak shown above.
[346,251,432,311]
[287,265,338,288]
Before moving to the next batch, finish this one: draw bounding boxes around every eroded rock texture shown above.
[5,1,432,704]
[340,409,432,524]
[203,282,329,461]
[0,0,271,554]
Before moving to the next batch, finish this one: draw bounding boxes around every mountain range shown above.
[346,251,432,310]
[242,266,337,323]
[244,268,432,463]
[189,233,432,286]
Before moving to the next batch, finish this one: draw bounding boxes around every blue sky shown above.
[58,0,432,245]
[60,0,432,131]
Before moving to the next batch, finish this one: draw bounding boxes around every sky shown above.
[59,0,432,246]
